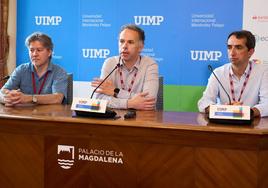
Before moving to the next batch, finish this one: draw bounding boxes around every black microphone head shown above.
[208,65,213,72]
[116,56,122,67]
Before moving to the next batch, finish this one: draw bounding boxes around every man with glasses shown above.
[0,32,68,106]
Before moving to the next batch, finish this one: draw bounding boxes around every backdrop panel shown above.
[17,0,267,112]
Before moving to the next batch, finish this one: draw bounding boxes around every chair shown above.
[156,76,163,110]
[66,73,73,104]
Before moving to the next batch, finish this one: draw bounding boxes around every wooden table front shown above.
[0,104,267,188]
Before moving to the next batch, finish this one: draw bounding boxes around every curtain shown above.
[0,0,9,87]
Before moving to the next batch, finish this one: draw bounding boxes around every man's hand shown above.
[4,89,22,106]
[251,107,260,117]
[3,89,31,106]
[127,92,156,110]
[91,78,115,96]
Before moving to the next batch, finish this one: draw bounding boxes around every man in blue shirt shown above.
[198,30,268,117]
[0,32,67,106]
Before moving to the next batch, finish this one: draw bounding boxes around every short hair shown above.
[25,32,54,51]
[227,30,255,50]
[120,24,145,44]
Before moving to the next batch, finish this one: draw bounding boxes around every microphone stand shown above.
[90,56,121,98]
[75,56,121,119]
[208,65,231,105]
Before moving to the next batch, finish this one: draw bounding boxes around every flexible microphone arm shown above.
[208,65,231,105]
[90,56,121,99]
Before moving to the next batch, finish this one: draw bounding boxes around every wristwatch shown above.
[113,88,120,98]
[32,95,38,104]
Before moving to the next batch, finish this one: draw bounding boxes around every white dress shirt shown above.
[198,61,268,117]
[94,55,159,109]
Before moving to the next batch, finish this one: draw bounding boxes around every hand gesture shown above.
[91,78,115,96]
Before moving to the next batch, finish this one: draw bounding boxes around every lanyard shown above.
[229,62,252,102]
[119,68,138,93]
[32,71,49,94]
[119,56,141,93]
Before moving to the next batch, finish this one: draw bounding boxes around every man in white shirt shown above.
[198,30,268,117]
[91,24,159,110]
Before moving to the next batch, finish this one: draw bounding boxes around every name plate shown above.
[209,104,251,120]
[71,97,107,113]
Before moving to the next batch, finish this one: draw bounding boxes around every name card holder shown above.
[208,104,252,125]
[71,97,116,119]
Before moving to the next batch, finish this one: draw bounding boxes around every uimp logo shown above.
[57,145,75,169]
[82,48,110,59]
[134,16,164,25]
[78,100,87,104]
[35,16,62,26]
[191,50,222,61]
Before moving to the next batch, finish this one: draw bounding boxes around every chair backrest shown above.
[66,73,73,104]
[156,76,163,110]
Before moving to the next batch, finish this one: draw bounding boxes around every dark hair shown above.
[25,32,54,51]
[227,30,255,50]
[120,24,145,44]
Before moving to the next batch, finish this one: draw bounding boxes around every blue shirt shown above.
[198,61,268,117]
[2,62,68,103]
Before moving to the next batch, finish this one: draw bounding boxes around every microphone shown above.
[74,56,121,119]
[208,65,231,105]
[0,75,10,81]
[90,56,121,99]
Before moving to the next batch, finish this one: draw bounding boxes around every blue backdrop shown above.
[16,0,243,87]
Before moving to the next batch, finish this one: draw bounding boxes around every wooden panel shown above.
[0,133,44,188]
[0,105,268,187]
[45,137,194,188]
[0,0,9,87]
[136,144,194,188]
[196,148,258,188]
[259,150,268,188]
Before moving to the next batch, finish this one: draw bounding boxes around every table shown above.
[0,104,267,188]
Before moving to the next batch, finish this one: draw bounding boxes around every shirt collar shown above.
[121,56,142,71]
[31,61,52,72]
[229,61,251,77]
